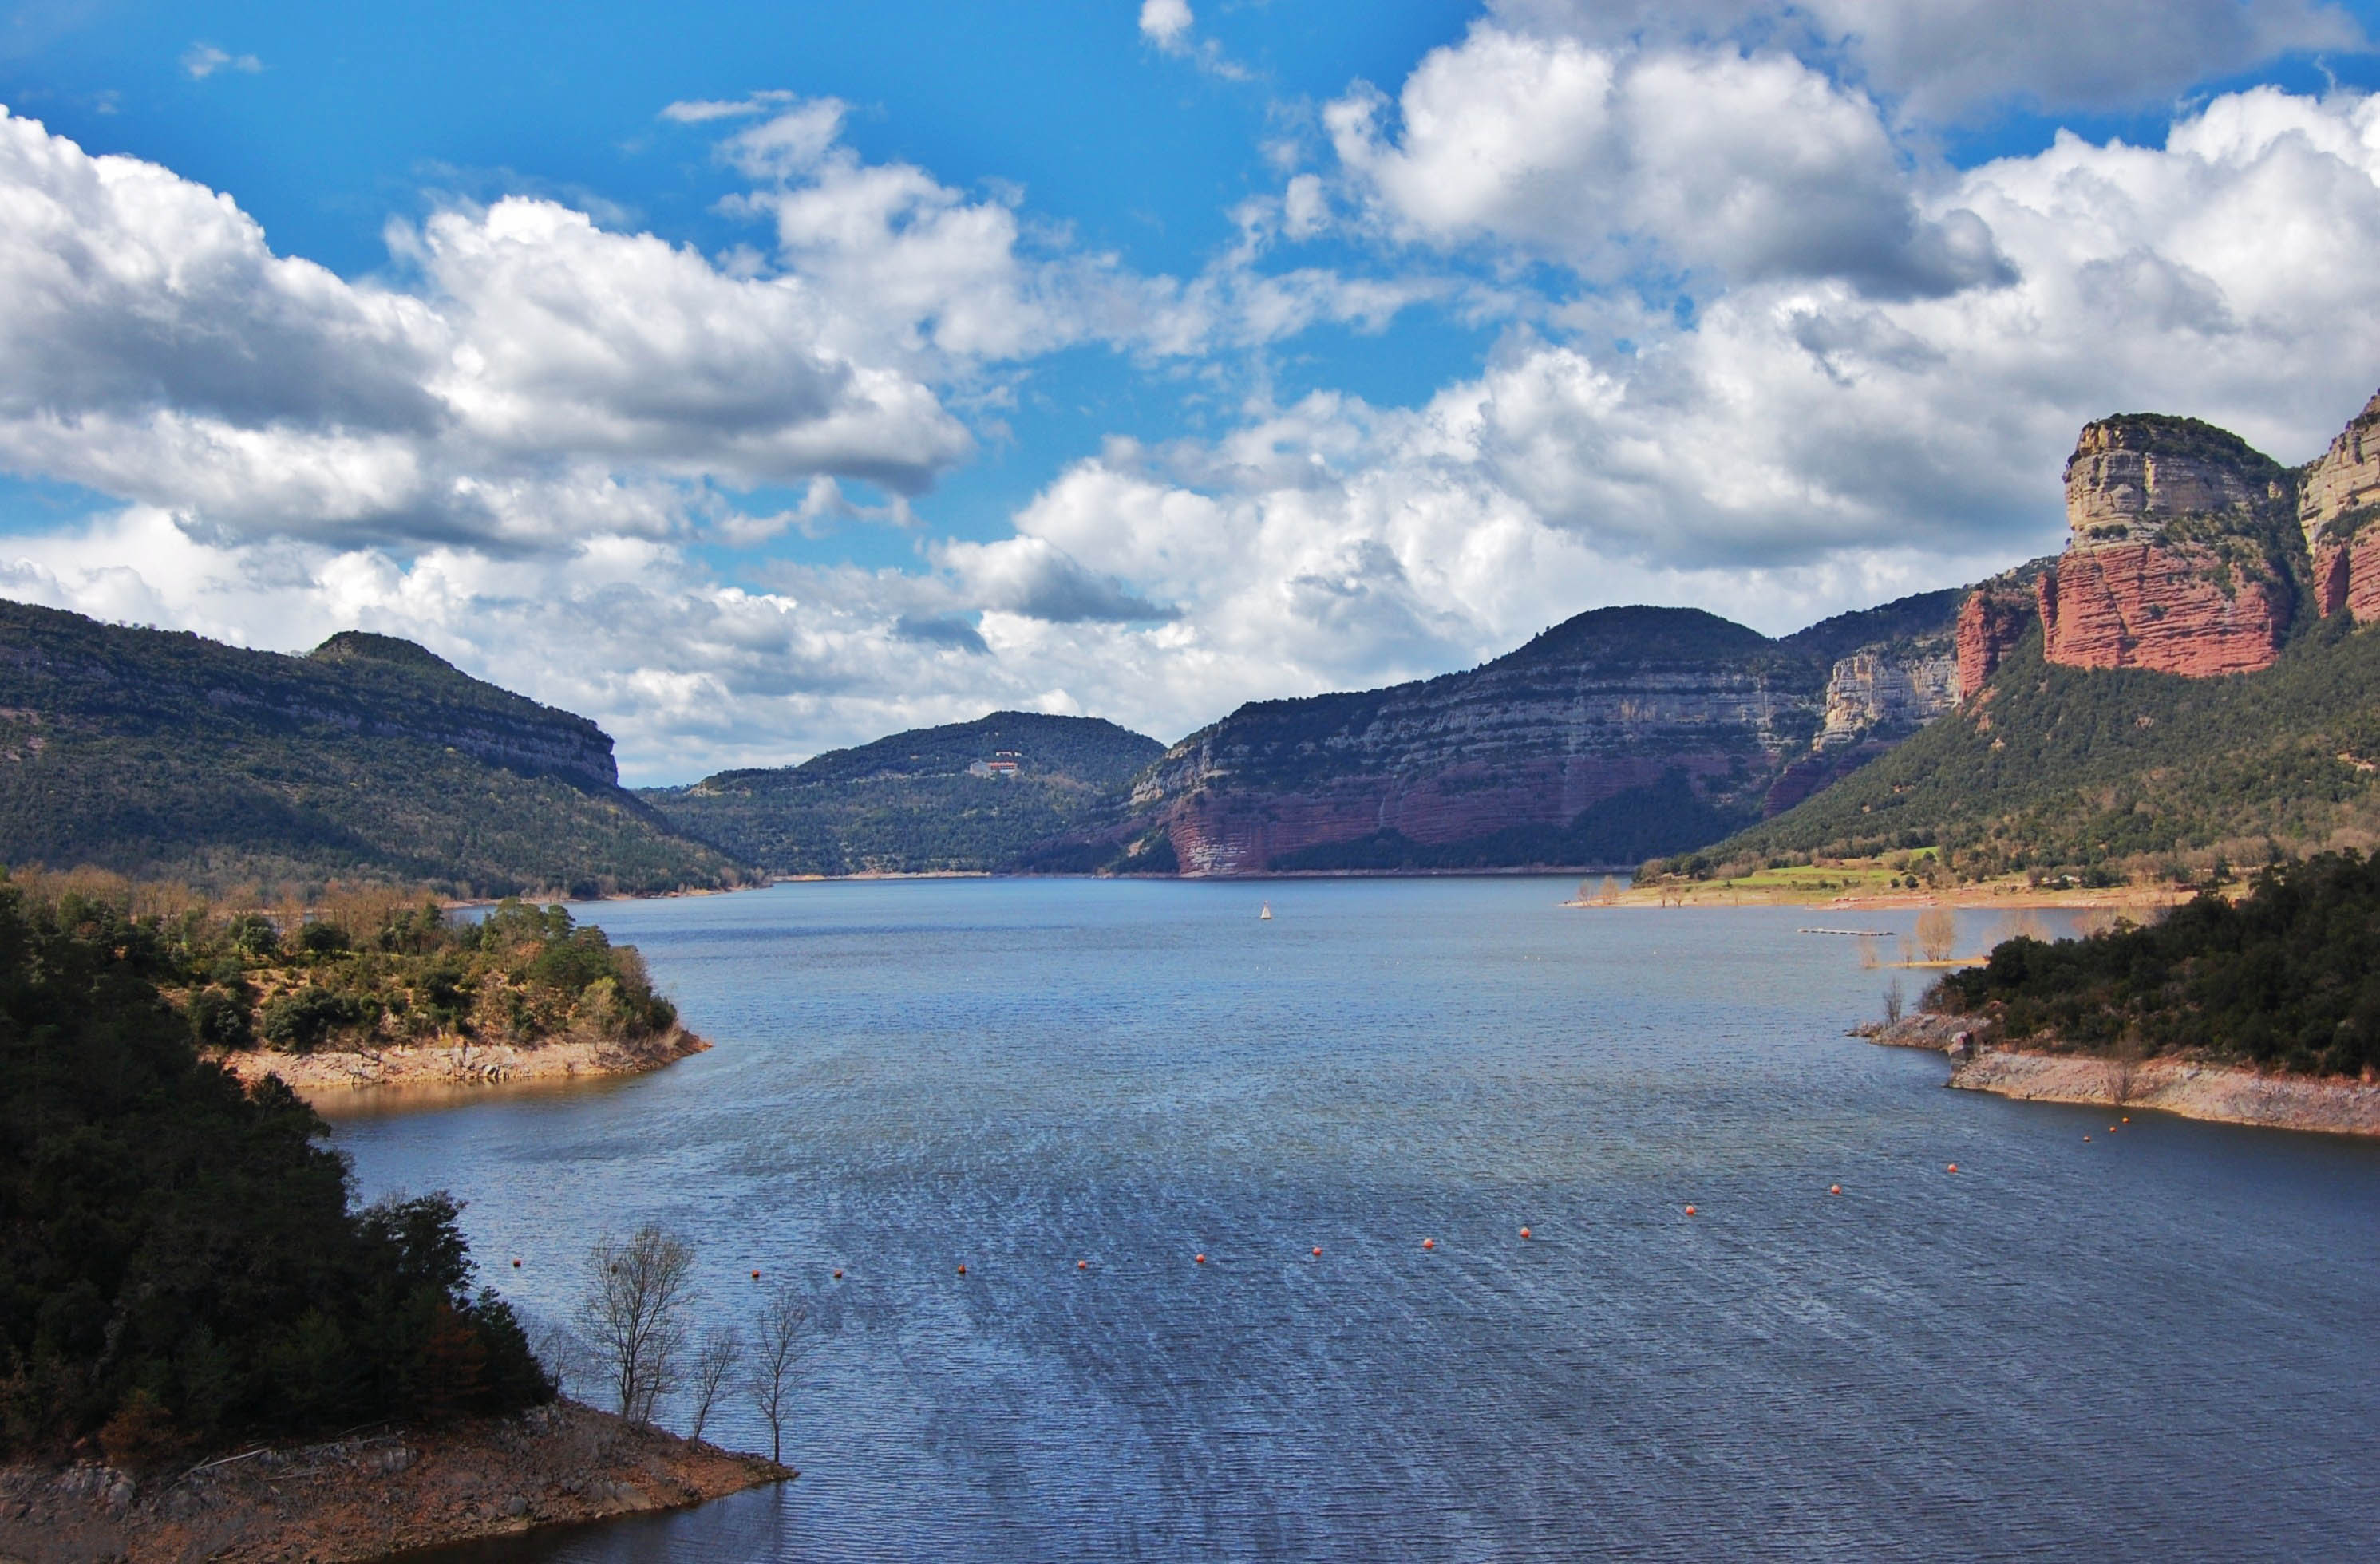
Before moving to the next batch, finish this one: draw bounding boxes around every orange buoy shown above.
[2084,1135,2092,1142]
[1422,1238,1435,1250]
[1684,1205,1698,1216]
[750,1270,761,1279]
[1077,1259,1088,1270]
[1519,1227,1531,1240]
[1828,1185,1841,1196]
[1311,1246,1322,1257]
[958,1264,967,1275]
[832,1270,843,1280]
[2121,1116,2129,1123]
[512,1258,521,1268]
[1947,1163,1959,1173]
[1195,1253,1206,1265]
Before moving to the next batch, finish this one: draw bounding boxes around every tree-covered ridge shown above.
[0,879,552,1462]
[1666,614,2380,883]
[0,601,742,897]
[140,883,681,1057]
[1936,852,2380,1078]
[644,712,1164,876]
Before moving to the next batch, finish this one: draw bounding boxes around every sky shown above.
[6,2,2380,783]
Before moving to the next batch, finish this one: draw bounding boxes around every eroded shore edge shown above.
[1862,1013,2380,1137]
[208,1025,710,1102]
[0,1400,788,1564]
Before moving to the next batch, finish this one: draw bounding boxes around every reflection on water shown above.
[344,879,2380,1562]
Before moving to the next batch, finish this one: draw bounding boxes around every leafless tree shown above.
[686,1325,741,1441]
[1916,906,1958,963]
[1882,976,1905,1026]
[1596,875,1621,906]
[580,1225,698,1424]
[748,1282,806,1465]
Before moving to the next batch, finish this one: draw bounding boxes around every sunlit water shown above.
[330,878,2380,1561]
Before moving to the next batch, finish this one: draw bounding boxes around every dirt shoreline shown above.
[1860,1015,2380,1136]
[208,1025,709,1102]
[0,1400,788,1564]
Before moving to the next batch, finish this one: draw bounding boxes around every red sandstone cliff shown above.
[2031,416,2299,677]
[2301,389,2380,620]
[1955,588,2035,698]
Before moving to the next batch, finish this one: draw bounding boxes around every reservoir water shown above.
[334,877,2380,1561]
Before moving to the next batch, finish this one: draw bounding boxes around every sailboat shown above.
[1259,901,1273,921]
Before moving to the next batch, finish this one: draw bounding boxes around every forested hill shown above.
[0,602,741,896]
[1681,616,2380,883]
[642,711,1164,875]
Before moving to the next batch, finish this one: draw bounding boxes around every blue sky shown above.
[5,0,2380,780]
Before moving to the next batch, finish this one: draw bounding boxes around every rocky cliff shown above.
[1955,581,2040,698]
[2032,415,2301,677]
[2300,389,2380,621]
[1117,594,1960,875]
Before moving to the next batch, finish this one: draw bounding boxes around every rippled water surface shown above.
[335,878,2380,1561]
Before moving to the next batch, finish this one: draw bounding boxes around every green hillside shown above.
[642,711,1164,875]
[0,602,741,896]
[1673,614,2380,883]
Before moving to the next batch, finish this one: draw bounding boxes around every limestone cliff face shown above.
[2035,416,2299,677]
[1128,595,1962,875]
[1819,649,1957,743]
[2300,389,2380,620]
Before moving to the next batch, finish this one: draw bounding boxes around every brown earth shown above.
[0,1400,789,1564]
[209,1025,708,1103]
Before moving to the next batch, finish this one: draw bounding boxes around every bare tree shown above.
[579,1225,698,1424]
[687,1325,741,1441]
[1882,976,1905,1026]
[1916,906,1958,963]
[748,1282,806,1465]
[1596,875,1621,906]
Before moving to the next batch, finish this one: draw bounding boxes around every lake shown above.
[333,877,2380,1561]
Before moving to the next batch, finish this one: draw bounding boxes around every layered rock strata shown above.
[2300,389,2380,621]
[1130,596,1962,875]
[2034,416,2298,677]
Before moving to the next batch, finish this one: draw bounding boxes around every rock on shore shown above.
[1860,1014,2380,1136]
[210,1025,709,1101]
[0,1400,789,1564]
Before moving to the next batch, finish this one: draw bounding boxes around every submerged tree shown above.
[579,1225,698,1424]
[748,1282,806,1465]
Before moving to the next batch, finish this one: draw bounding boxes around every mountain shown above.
[1688,385,2380,880]
[1081,592,1962,876]
[642,711,1164,875]
[0,602,740,895]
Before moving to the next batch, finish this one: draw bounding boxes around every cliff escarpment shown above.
[2034,415,2303,677]
[0,602,739,894]
[1119,594,1962,875]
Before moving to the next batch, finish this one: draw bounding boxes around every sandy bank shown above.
[1860,1015,2380,1136]
[0,1400,788,1564]
[209,1025,708,1102]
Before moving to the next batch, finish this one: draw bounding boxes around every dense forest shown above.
[0,877,552,1463]
[1935,852,2380,1077]
[1661,617,2380,883]
[0,604,743,897]
[646,712,1164,875]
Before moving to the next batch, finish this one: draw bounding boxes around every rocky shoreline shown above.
[0,1400,788,1564]
[208,1025,709,1101]
[1860,1014,2380,1136]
